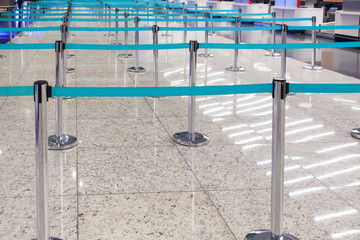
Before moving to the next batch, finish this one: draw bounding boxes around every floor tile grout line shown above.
[138,70,239,239]
[173,144,240,240]
[287,154,360,213]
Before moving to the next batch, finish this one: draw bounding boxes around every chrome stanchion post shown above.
[112,8,122,45]
[34,81,63,240]
[162,5,172,37]
[173,41,210,147]
[104,5,114,37]
[244,78,299,240]
[183,9,188,43]
[118,12,133,59]
[195,3,198,28]
[280,24,287,79]
[226,17,245,72]
[8,7,13,44]
[265,12,281,57]
[152,25,159,88]
[127,17,146,73]
[63,14,76,59]
[208,5,217,36]
[19,3,29,38]
[303,16,323,70]
[238,8,242,43]
[61,19,75,74]
[48,41,78,150]
[198,12,213,58]
[146,2,149,24]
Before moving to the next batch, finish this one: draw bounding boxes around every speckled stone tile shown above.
[73,71,136,87]
[177,143,323,190]
[76,97,154,120]
[77,146,202,194]
[0,119,77,150]
[0,195,77,240]
[331,186,360,212]
[0,148,77,197]
[78,192,236,240]
[76,118,173,148]
[0,97,77,121]
[145,96,222,118]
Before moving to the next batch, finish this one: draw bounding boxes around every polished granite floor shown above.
[1,16,360,240]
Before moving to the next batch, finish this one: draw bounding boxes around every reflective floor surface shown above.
[1,16,360,240]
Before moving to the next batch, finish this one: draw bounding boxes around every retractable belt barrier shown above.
[0,27,61,32]
[2,41,360,51]
[3,83,360,97]
[0,17,63,22]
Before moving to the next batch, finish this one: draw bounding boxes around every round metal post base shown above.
[173,131,210,147]
[48,134,78,150]
[0,55,6,59]
[127,66,147,73]
[66,67,76,74]
[104,33,115,37]
[161,33,172,37]
[350,128,360,139]
[209,32,217,36]
[245,230,299,240]
[67,54,76,59]
[118,53,134,59]
[226,66,245,72]
[265,52,281,57]
[198,53,214,58]
[70,33,75,38]
[303,65,324,71]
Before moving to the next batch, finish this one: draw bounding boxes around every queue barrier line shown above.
[0,43,54,50]
[65,43,189,50]
[289,84,360,93]
[189,9,240,12]
[1,42,353,51]
[68,26,153,31]
[68,18,133,22]
[1,12,65,16]
[0,86,33,96]
[66,18,238,22]
[51,84,272,97]
[0,26,61,32]
[142,17,237,22]
[67,13,206,17]
[288,25,360,30]
[67,26,282,32]
[4,83,360,97]
[15,9,187,12]
[210,13,273,17]
[0,17,63,22]
[200,42,360,49]
[161,26,282,31]
[0,84,273,97]
[240,17,312,22]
